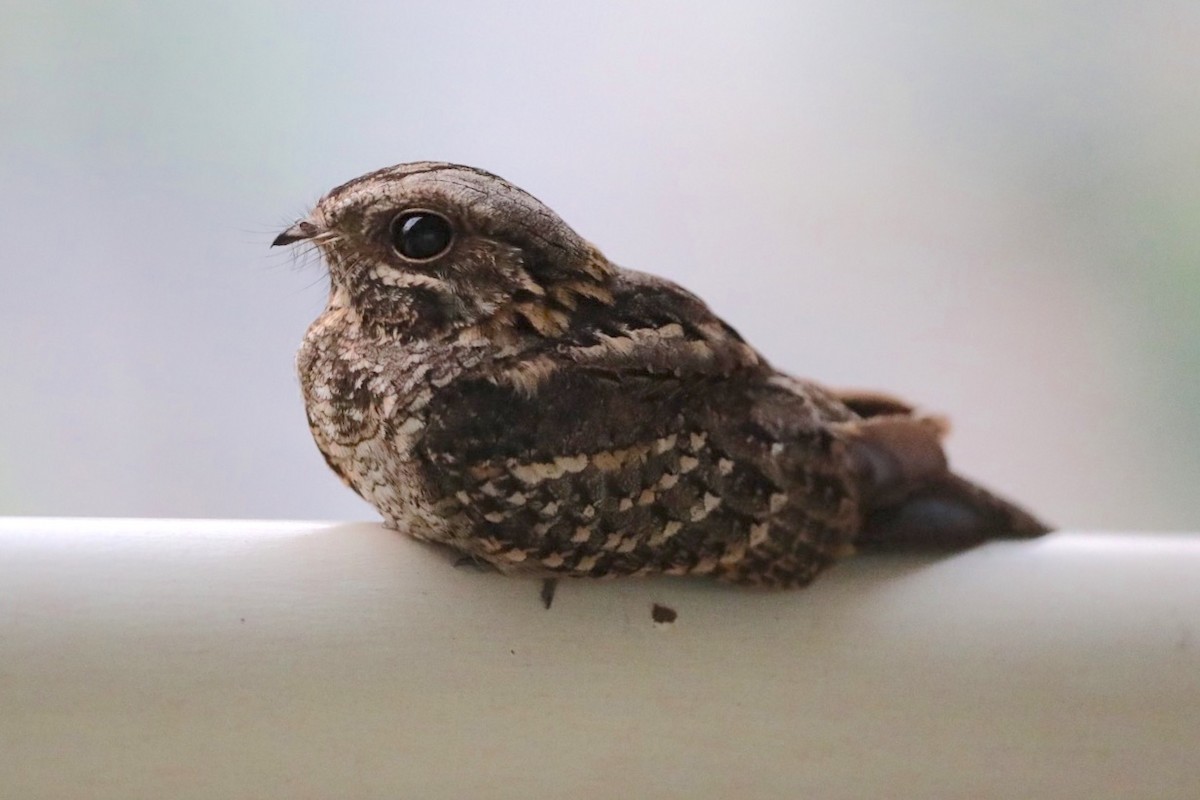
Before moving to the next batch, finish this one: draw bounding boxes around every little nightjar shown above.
[274,162,1048,588]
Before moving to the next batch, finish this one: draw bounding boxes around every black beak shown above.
[271,220,321,247]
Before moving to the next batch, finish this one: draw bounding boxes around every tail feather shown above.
[830,398,1050,550]
[856,473,1050,550]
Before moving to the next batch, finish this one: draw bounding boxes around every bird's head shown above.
[274,162,613,338]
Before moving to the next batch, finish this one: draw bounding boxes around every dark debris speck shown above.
[540,578,559,609]
[651,603,677,624]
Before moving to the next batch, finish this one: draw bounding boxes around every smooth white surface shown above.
[1,518,1198,799]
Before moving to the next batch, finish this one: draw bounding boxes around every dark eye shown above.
[390,211,454,260]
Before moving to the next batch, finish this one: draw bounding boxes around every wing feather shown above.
[417,273,862,585]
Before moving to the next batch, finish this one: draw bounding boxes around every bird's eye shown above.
[390,211,454,261]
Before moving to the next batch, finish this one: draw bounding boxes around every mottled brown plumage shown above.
[275,162,1048,588]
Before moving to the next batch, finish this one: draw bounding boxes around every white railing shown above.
[2,518,1198,799]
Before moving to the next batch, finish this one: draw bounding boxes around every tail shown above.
[856,472,1050,550]
[831,397,1051,551]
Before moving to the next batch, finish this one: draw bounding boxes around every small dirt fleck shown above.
[540,578,558,609]
[651,603,677,624]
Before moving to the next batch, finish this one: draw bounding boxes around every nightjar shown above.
[274,162,1047,589]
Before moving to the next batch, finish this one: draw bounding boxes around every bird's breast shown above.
[297,315,492,541]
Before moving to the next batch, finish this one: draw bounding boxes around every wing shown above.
[417,272,871,585]
[832,388,918,418]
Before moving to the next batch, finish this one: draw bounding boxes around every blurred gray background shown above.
[2,1,1197,528]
